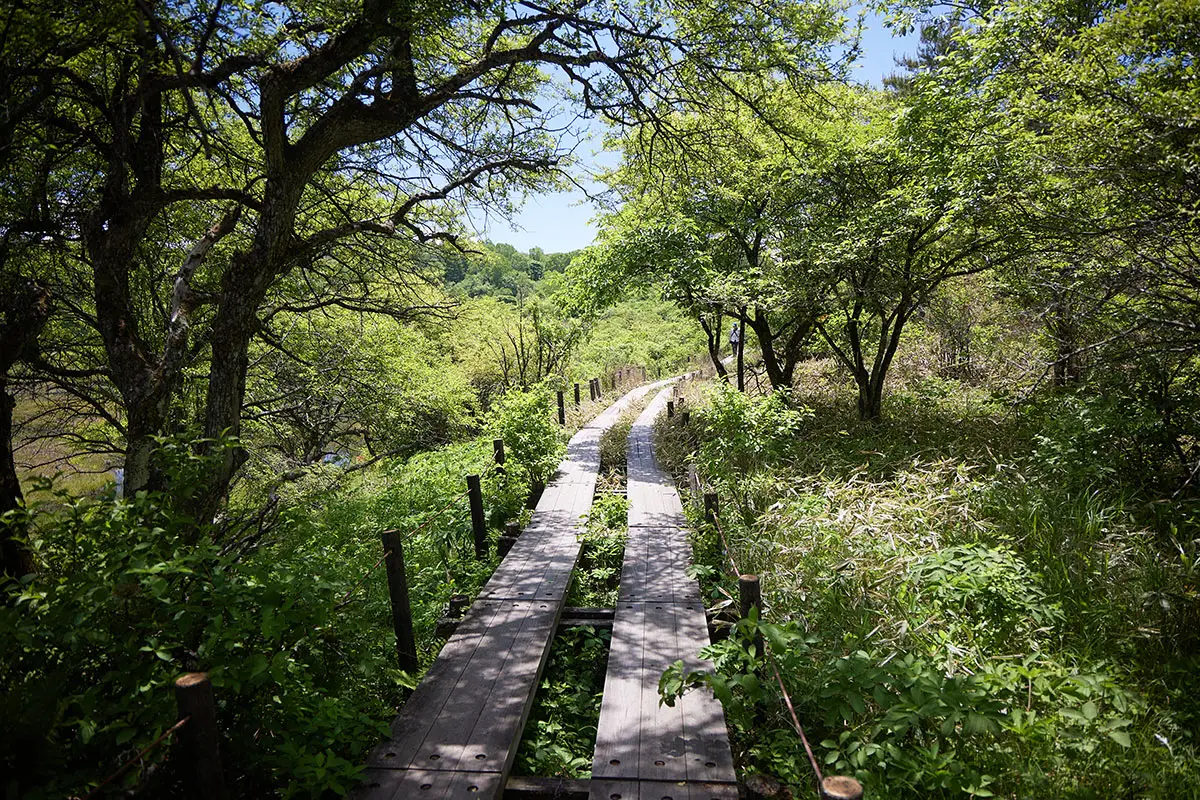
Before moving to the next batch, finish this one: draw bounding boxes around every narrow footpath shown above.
[590,386,738,800]
[353,381,668,799]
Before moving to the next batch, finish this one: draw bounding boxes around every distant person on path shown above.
[729,322,740,354]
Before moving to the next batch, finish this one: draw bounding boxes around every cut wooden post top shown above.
[822,775,864,800]
[175,672,208,689]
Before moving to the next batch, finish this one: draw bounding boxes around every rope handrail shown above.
[81,715,191,800]
[709,507,827,794]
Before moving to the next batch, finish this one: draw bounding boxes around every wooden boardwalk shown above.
[353,382,668,800]
[590,387,739,800]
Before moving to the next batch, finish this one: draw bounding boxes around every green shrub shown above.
[488,388,565,485]
[1,486,391,799]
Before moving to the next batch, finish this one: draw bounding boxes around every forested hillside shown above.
[1,0,1196,797]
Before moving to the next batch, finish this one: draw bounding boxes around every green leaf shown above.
[1108,730,1131,748]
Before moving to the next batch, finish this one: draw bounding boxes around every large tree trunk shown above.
[856,375,884,423]
[192,179,305,526]
[747,307,814,393]
[0,383,35,579]
[0,280,49,578]
[1049,293,1084,386]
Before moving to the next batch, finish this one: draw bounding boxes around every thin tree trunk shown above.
[737,306,746,392]
[698,315,729,380]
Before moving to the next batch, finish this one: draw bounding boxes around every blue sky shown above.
[468,8,919,255]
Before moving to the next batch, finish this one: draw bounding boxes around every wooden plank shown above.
[587,780,739,800]
[591,603,644,780]
[674,607,737,783]
[366,600,510,769]
[477,532,579,602]
[635,602,689,783]
[352,768,504,799]
[366,600,565,777]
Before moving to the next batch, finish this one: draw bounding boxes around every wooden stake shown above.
[467,474,486,559]
[703,492,718,527]
[174,673,228,800]
[739,574,763,656]
[557,390,565,425]
[492,438,505,475]
[382,531,418,672]
[574,382,580,405]
[821,776,864,800]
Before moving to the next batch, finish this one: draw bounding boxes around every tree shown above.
[4,0,850,532]
[576,95,830,393]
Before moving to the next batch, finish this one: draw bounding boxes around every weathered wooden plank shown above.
[591,602,644,780]
[477,531,579,602]
[636,602,689,783]
[367,599,565,780]
[587,780,739,800]
[352,768,504,799]
[366,600,511,770]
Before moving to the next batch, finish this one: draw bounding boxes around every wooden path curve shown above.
[352,379,736,800]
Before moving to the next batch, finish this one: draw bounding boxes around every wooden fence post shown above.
[574,382,581,405]
[381,530,419,672]
[738,574,763,656]
[174,673,229,800]
[492,438,505,475]
[667,400,675,418]
[703,492,718,527]
[821,776,864,800]
[557,390,565,425]
[498,512,521,557]
[467,474,486,559]
[682,410,690,425]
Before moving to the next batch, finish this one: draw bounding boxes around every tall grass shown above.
[655,376,1200,798]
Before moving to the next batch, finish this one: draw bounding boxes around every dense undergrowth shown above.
[655,370,1200,799]
[0,389,571,799]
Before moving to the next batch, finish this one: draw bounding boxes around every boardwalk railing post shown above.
[557,390,566,425]
[821,776,864,800]
[738,574,763,656]
[574,382,581,406]
[682,410,690,426]
[498,520,520,558]
[467,474,487,559]
[493,438,505,475]
[667,400,675,418]
[382,530,419,672]
[703,492,718,527]
[174,673,229,800]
